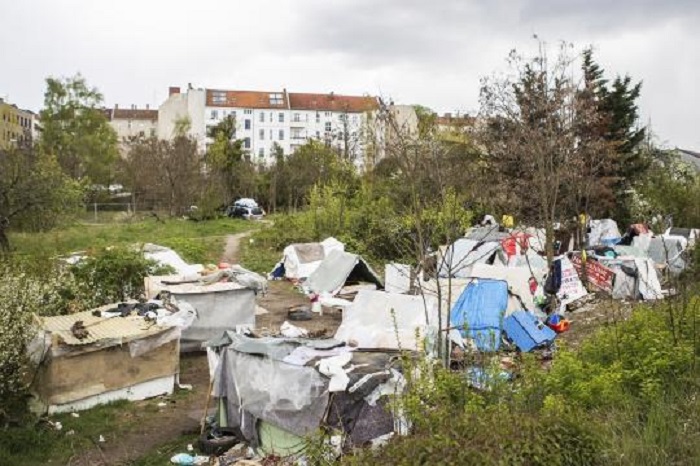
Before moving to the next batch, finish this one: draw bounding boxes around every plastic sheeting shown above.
[438,239,500,278]
[449,279,508,352]
[588,219,621,246]
[143,243,203,276]
[281,237,345,280]
[334,290,439,351]
[503,311,556,352]
[385,263,412,294]
[557,256,587,305]
[306,250,383,296]
[469,263,539,315]
[648,236,687,275]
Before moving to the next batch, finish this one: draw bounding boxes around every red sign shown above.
[570,254,616,294]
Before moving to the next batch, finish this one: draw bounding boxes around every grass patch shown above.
[239,235,280,274]
[8,217,256,264]
[126,434,200,466]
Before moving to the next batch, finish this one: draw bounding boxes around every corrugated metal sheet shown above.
[41,308,170,346]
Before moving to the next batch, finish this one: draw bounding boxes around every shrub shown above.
[70,246,173,305]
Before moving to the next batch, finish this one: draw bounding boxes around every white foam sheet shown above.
[334,290,439,351]
[469,263,539,315]
[283,237,344,280]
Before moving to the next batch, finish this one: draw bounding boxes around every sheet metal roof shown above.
[40,307,171,346]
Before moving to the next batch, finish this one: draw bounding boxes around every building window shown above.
[259,129,265,140]
[292,113,301,122]
[210,110,218,120]
[231,111,237,119]
[278,113,284,123]
[244,137,251,149]
[279,129,284,140]
[269,93,284,106]
[339,113,347,122]
[211,91,227,104]
[325,122,332,132]
[244,109,252,115]
[259,112,265,123]
[325,112,332,118]
[316,131,320,139]
[244,119,251,130]
[258,147,265,158]
[315,112,320,123]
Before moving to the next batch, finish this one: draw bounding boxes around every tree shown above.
[40,74,119,185]
[0,142,83,247]
[479,42,617,265]
[206,115,256,205]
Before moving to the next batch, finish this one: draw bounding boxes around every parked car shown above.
[227,199,265,220]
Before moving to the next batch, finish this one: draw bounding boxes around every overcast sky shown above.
[1,0,698,148]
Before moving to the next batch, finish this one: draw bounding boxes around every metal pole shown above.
[94,203,98,222]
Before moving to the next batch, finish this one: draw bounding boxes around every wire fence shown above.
[79,202,189,223]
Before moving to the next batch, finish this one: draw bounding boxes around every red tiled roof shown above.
[289,93,378,113]
[206,89,289,109]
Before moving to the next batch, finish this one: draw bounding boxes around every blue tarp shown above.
[503,310,556,352]
[449,279,508,351]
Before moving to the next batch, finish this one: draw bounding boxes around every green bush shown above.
[70,246,173,305]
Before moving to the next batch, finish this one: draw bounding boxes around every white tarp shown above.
[282,237,344,280]
[588,219,621,246]
[385,263,412,294]
[143,243,203,276]
[438,238,500,278]
[335,290,439,351]
[306,250,383,296]
[469,263,541,316]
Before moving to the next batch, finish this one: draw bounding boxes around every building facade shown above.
[0,98,36,149]
[158,86,387,167]
[105,105,158,143]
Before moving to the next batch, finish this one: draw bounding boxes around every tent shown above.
[306,250,383,296]
[30,303,190,414]
[449,279,508,352]
[145,276,256,352]
[143,243,203,276]
[438,238,500,278]
[335,290,439,351]
[271,237,344,281]
[469,263,540,316]
[648,236,688,275]
[596,257,664,300]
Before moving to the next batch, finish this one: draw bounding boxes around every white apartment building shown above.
[105,105,158,141]
[158,86,384,167]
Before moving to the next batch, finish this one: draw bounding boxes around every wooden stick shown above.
[200,376,216,435]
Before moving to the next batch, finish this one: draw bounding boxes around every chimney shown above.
[146,104,149,110]
[444,112,452,119]
[114,104,118,109]
[329,91,335,100]
[169,86,181,96]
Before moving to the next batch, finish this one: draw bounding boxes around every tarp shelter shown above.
[143,243,203,276]
[306,250,383,296]
[30,305,185,414]
[146,276,256,351]
[503,311,556,352]
[272,237,344,281]
[469,263,541,316]
[206,332,404,451]
[665,227,699,247]
[335,290,439,351]
[449,279,508,352]
[588,219,622,246]
[438,238,501,278]
[385,263,412,294]
[648,236,688,275]
[596,257,663,300]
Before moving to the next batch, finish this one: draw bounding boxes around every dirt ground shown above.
[68,232,340,465]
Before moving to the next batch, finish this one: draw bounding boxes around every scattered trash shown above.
[66,429,75,436]
[157,402,168,407]
[98,435,106,443]
[178,384,193,391]
[48,421,62,431]
[280,321,308,338]
[287,305,313,321]
[70,412,80,418]
[170,453,209,465]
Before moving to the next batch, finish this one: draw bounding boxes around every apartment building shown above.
[158,86,384,167]
[0,98,37,149]
[105,105,158,143]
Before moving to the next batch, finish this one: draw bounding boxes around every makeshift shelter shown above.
[270,237,344,281]
[146,276,256,352]
[469,263,541,316]
[449,279,508,352]
[647,236,688,275]
[30,303,192,414]
[665,227,699,247]
[588,219,621,246]
[306,250,383,296]
[206,332,405,452]
[335,290,439,351]
[438,238,500,278]
[596,257,663,300]
[385,263,412,294]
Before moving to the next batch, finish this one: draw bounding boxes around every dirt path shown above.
[220,231,252,264]
[70,354,210,466]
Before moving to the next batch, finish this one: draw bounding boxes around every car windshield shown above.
[251,207,263,215]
